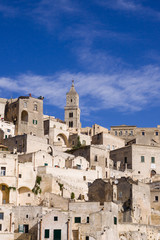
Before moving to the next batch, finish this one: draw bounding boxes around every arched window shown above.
[21,111,28,122]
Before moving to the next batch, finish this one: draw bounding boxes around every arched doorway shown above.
[151,170,156,177]
[0,184,9,204]
[21,110,28,122]
[47,146,53,156]
[56,133,68,147]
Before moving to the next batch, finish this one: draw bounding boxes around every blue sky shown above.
[0,0,160,129]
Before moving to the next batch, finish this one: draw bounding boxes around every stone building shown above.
[110,144,160,180]
[110,124,160,146]
[44,115,69,148]
[91,132,125,150]
[64,81,81,131]
[4,95,44,138]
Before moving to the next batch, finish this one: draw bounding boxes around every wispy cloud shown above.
[31,0,80,30]
[96,0,160,20]
[0,3,17,17]
[1,64,160,115]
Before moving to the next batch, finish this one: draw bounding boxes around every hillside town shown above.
[0,80,160,240]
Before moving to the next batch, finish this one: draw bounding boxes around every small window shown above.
[23,224,29,233]
[0,213,4,220]
[54,216,58,221]
[0,224,2,231]
[7,129,10,133]
[19,174,22,178]
[86,237,89,240]
[142,131,145,136]
[94,155,98,162]
[3,154,6,158]
[125,130,128,135]
[141,156,145,162]
[155,132,159,136]
[69,112,73,118]
[130,130,133,136]
[124,157,127,163]
[151,157,155,163]
[44,229,50,238]
[155,196,159,202]
[138,171,141,174]
[114,216,117,225]
[69,121,73,128]
[18,224,24,233]
[71,99,72,102]
[44,163,48,166]
[26,214,29,219]
[33,120,38,125]
[2,185,5,191]
[87,216,89,223]
[119,131,122,136]
[34,104,38,111]
[115,131,117,136]
[1,167,6,176]
[28,193,30,197]
[24,102,27,108]
[75,217,81,223]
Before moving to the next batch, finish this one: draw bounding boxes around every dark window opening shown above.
[75,217,81,223]
[114,217,117,225]
[69,121,73,128]
[44,229,50,238]
[23,224,29,233]
[54,216,58,221]
[155,196,159,202]
[124,157,127,163]
[69,112,73,118]
[0,213,4,220]
[87,216,89,223]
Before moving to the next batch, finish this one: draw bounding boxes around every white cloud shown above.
[1,65,160,115]
[96,0,160,20]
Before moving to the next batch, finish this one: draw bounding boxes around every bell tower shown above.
[64,80,81,130]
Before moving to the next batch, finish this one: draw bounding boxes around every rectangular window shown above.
[86,237,89,240]
[0,224,2,231]
[18,224,24,233]
[114,217,117,225]
[69,112,73,118]
[87,216,89,223]
[7,129,10,132]
[115,131,117,136]
[0,213,4,220]
[44,163,48,166]
[1,167,6,176]
[69,121,73,127]
[130,130,133,136]
[155,196,159,202]
[19,174,22,178]
[119,131,122,136]
[94,155,98,162]
[124,157,127,163]
[44,229,50,238]
[75,217,81,223]
[33,120,38,125]
[142,131,145,136]
[156,132,159,136]
[23,224,29,233]
[141,156,145,162]
[151,157,155,163]
[54,216,58,221]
